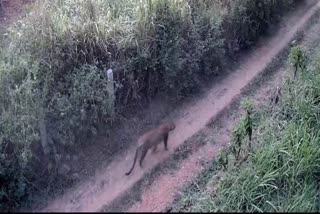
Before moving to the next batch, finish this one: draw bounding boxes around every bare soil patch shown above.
[38,0,320,212]
[0,0,32,29]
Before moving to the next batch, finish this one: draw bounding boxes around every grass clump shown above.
[179,44,320,213]
[0,0,297,211]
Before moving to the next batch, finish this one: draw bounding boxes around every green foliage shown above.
[0,0,296,211]
[0,54,36,211]
[206,116,320,212]
[230,122,245,161]
[230,99,255,159]
[289,46,307,78]
[241,99,254,148]
[0,51,114,211]
[241,99,254,114]
[46,65,115,146]
[0,152,29,211]
[222,0,295,55]
[183,42,320,212]
[217,149,228,171]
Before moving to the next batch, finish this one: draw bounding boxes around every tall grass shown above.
[0,0,296,211]
[187,48,320,212]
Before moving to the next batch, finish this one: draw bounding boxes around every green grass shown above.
[170,30,320,213]
[0,0,298,211]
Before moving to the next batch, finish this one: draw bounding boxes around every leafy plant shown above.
[217,149,229,171]
[230,99,255,161]
[241,99,254,149]
[178,35,320,212]
[289,46,307,79]
[0,0,297,211]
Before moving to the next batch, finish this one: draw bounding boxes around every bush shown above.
[222,0,295,55]
[46,64,115,146]
[188,40,320,212]
[0,0,297,211]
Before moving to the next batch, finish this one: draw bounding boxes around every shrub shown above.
[188,39,320,213]
[0,0,297,211]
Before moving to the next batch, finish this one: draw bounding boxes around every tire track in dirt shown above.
[41,1,320,212]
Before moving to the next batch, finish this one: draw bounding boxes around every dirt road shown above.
[41,1,320,212]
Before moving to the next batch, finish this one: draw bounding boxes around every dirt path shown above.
[165,13,320,212]
[126,2,320,212]
[40,1,320,212]
[0,0,32,29]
